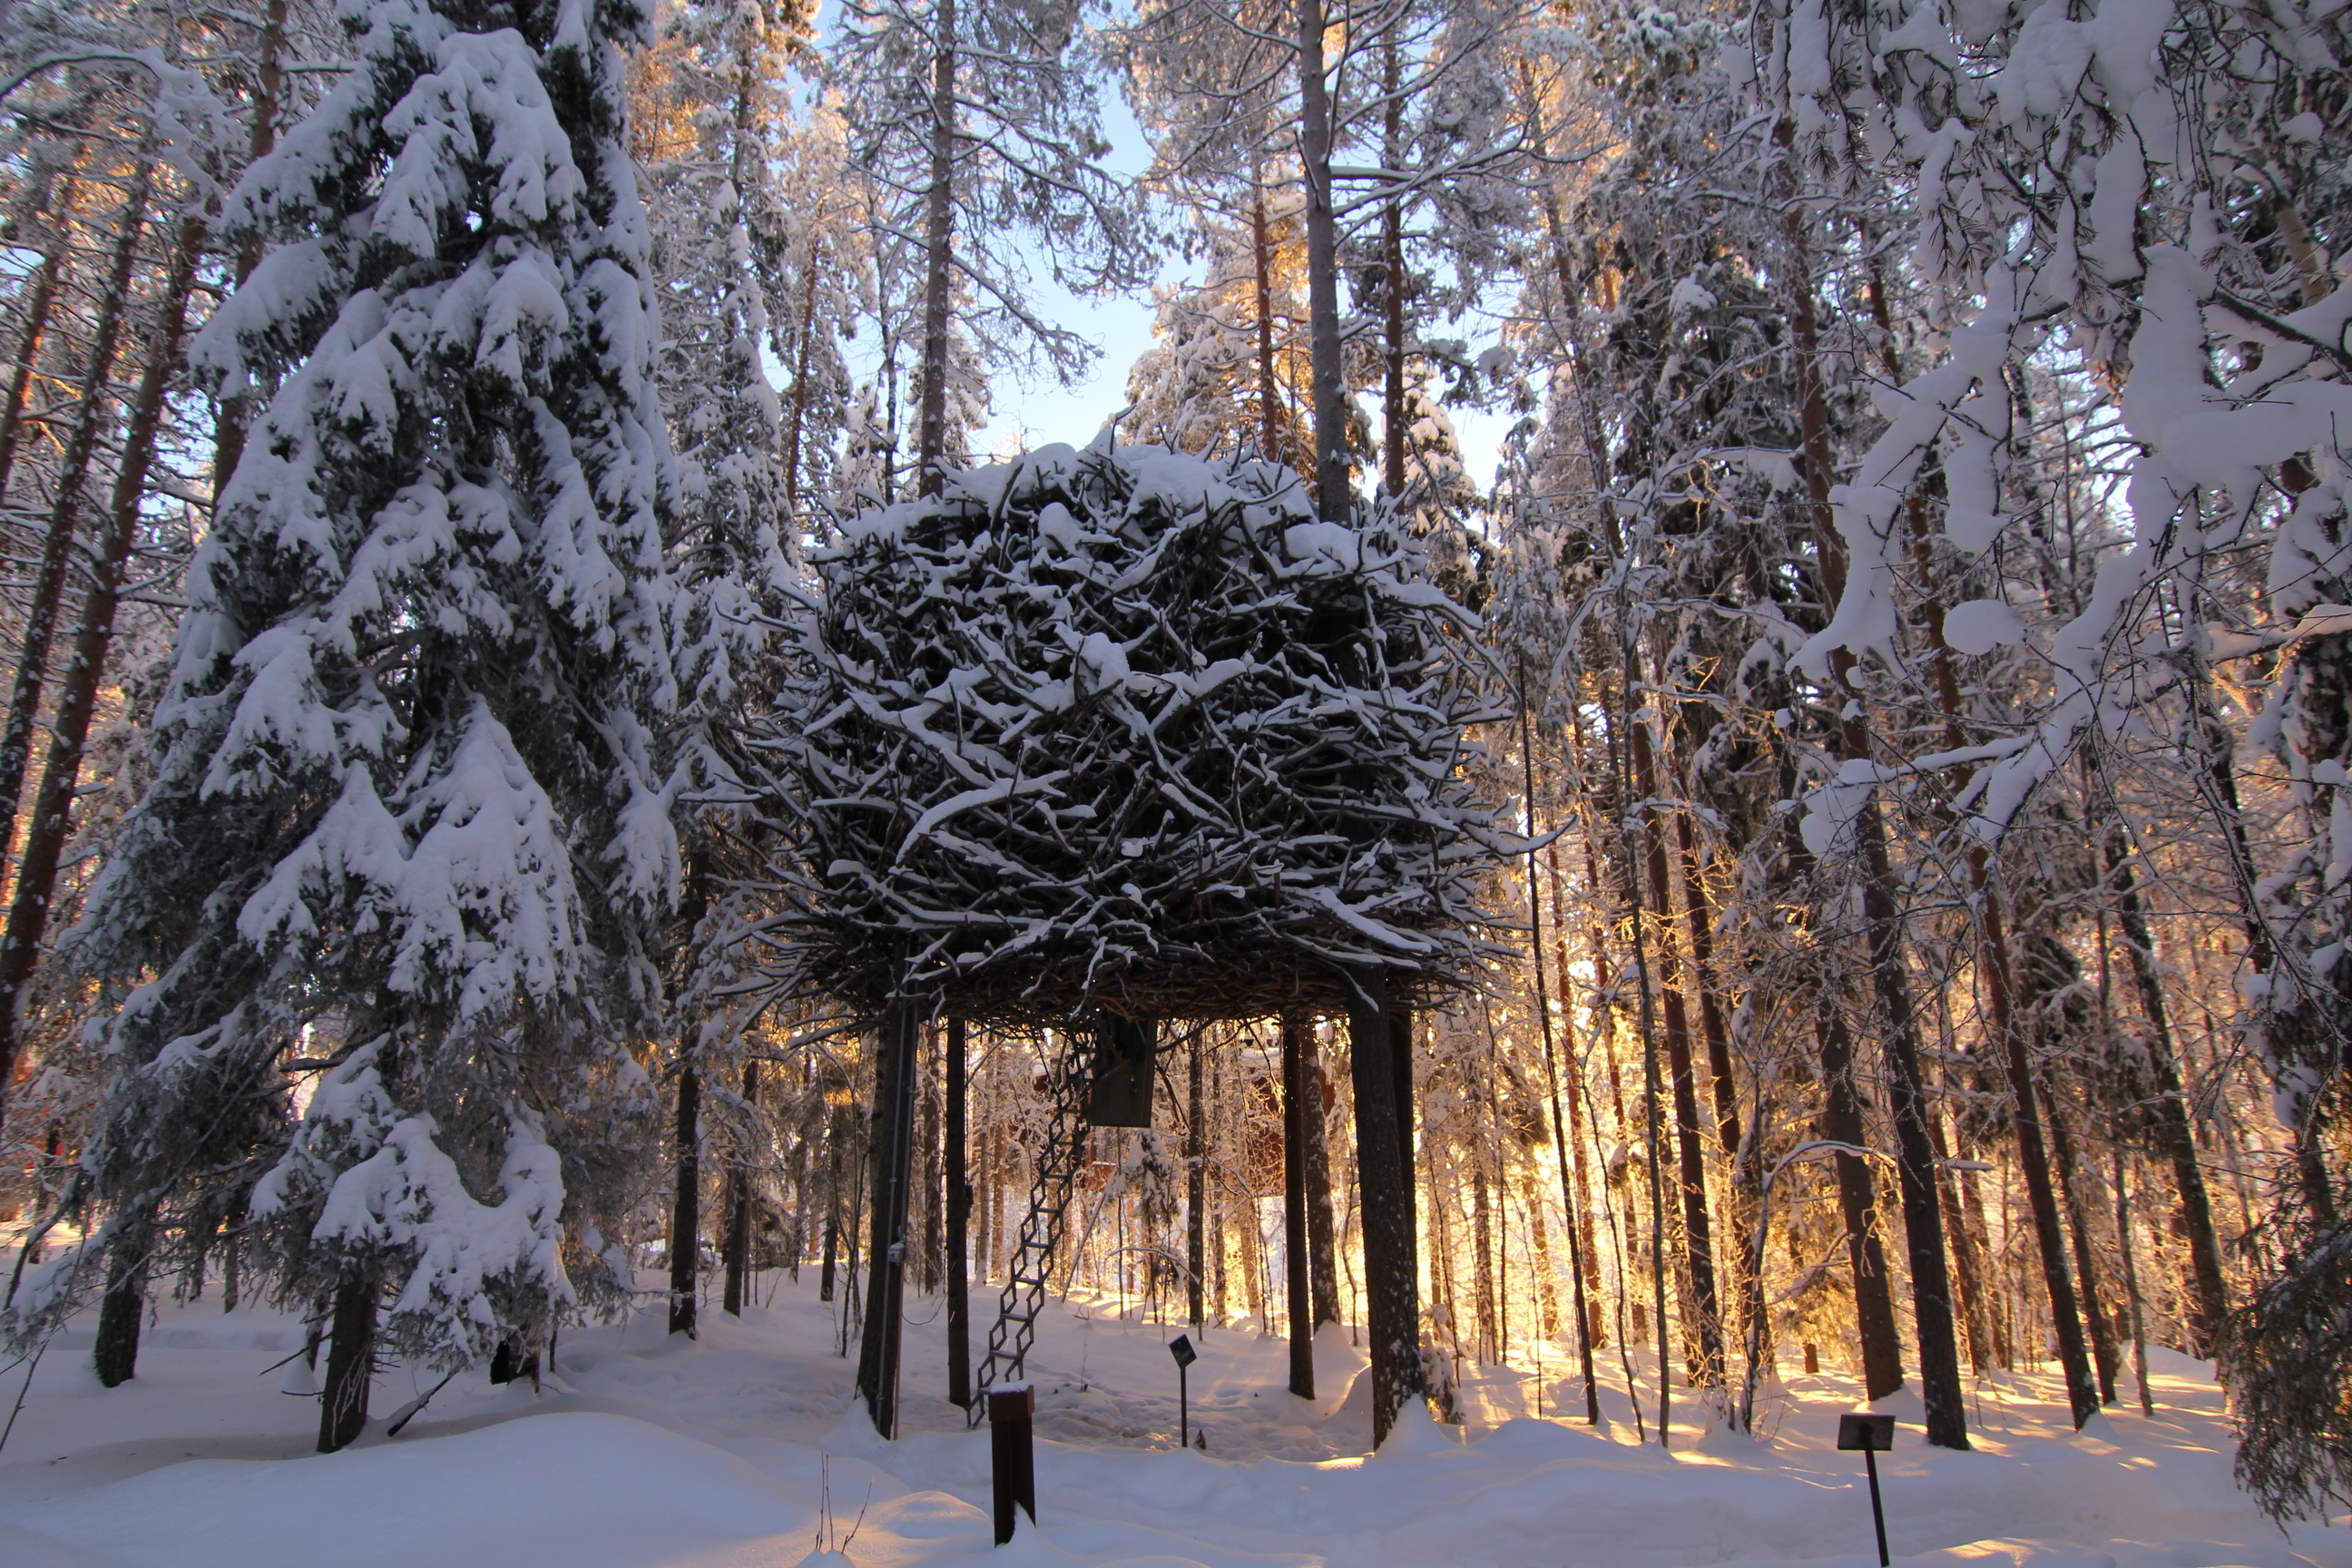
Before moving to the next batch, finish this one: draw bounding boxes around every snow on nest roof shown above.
[744,440,1512,1024]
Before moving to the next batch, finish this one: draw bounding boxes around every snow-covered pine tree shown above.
[64,0,680,1451]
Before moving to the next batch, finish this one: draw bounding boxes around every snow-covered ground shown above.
[0,1260,2341,1568]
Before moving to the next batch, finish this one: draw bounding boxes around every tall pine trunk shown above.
[0,212,201,1119]
[946,1017,971,1406]
[1298,0,1347,520]
[1187,1029,1206,1325]
[1675,804,1766,1403]
[1928,1103,1997,1371]
[93,1203,155,1387]
[1524,701,1601,1418]
[671,1062,701,1336]
[2088,758,2230,1354]
[913,0,956,498]
[722,1061,761,1316]
[1625,650,1724,1384]
[782,237,822,519]
[855,990,921,1435]
[2037,1043,2119,1404]
[1348,969,1424,1445]
[210,0,286,493]
[1303,1024,1340,1326]
[1250,187,1283,468]
[1781,162,1968,1448]
[1380,30,1406,501]
[0,167,152,878]
[1282,1014,1315,1398]
[1860,250,2095,1425]
[0,238,65,503]
[318,1269,376,1453]
[818,1102,845,1303]
[1814,1005,1906,1396]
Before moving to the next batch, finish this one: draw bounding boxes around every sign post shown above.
[1837,1412,1896,1568]
[1168,1334,1198,1450]
[990,1384,1035,1546]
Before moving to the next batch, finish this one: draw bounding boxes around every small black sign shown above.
[1838,1412,1896,1452]
[1168,1334,1197,1369]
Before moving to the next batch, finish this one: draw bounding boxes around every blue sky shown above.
[820,16,1516,489]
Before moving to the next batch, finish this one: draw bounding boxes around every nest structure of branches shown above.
[736,439,1510,1025]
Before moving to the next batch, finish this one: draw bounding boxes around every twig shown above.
[0,1333,49,1455]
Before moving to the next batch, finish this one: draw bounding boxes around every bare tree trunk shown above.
[855,989,921,1436]
[1626,652,1724,1386]
[1926,1095,1994,1373]
[221,1191,246,1312]
[722,1061,761,1316]
[946,1017,971,1406]
[2089,766,2230,1354]
[1857,250,2092,1427]
[1187,1029,1206,1325]
[1546,848,1607,1346]
[1380,28,1406,500]
[0,167,152,870]
[919,1038,943,1295]
[2114,1145,2155,1415]
[211,0,286,494]
[1250,187,1283,467]
[318,1268,375,1452]
[0,239,65,504]
[977,1122,995,1289]
[1282,1014,1316,1398]
[93,1203,154,1387]
[914,0,956,498]
[1348,969,1424,1444]
[1524,702,1601,1418]
[1676,806,1769,1403]
[782,236,823,520]
[1814,1005,1906,1397]
[2043,1068,2119,1404]
[671,1062,701,1337]
[1982,919,2099,1425]
[818,1103,844,1304]
[1783,162,1969,1447]
[1472,1160,1497,1363]
[1303,1024,1339,1327]
[0,212,201,1116]
[1298,0,1348,522]
[1522,1174,1561,1338]
[1392,1002,1419,1309]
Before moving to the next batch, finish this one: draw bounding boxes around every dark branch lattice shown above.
[730,439,1510,1024]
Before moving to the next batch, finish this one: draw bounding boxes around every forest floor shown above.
[0,1252,2344,1568]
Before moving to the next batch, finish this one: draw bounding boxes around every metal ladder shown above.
[966,1027,1094,1426]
